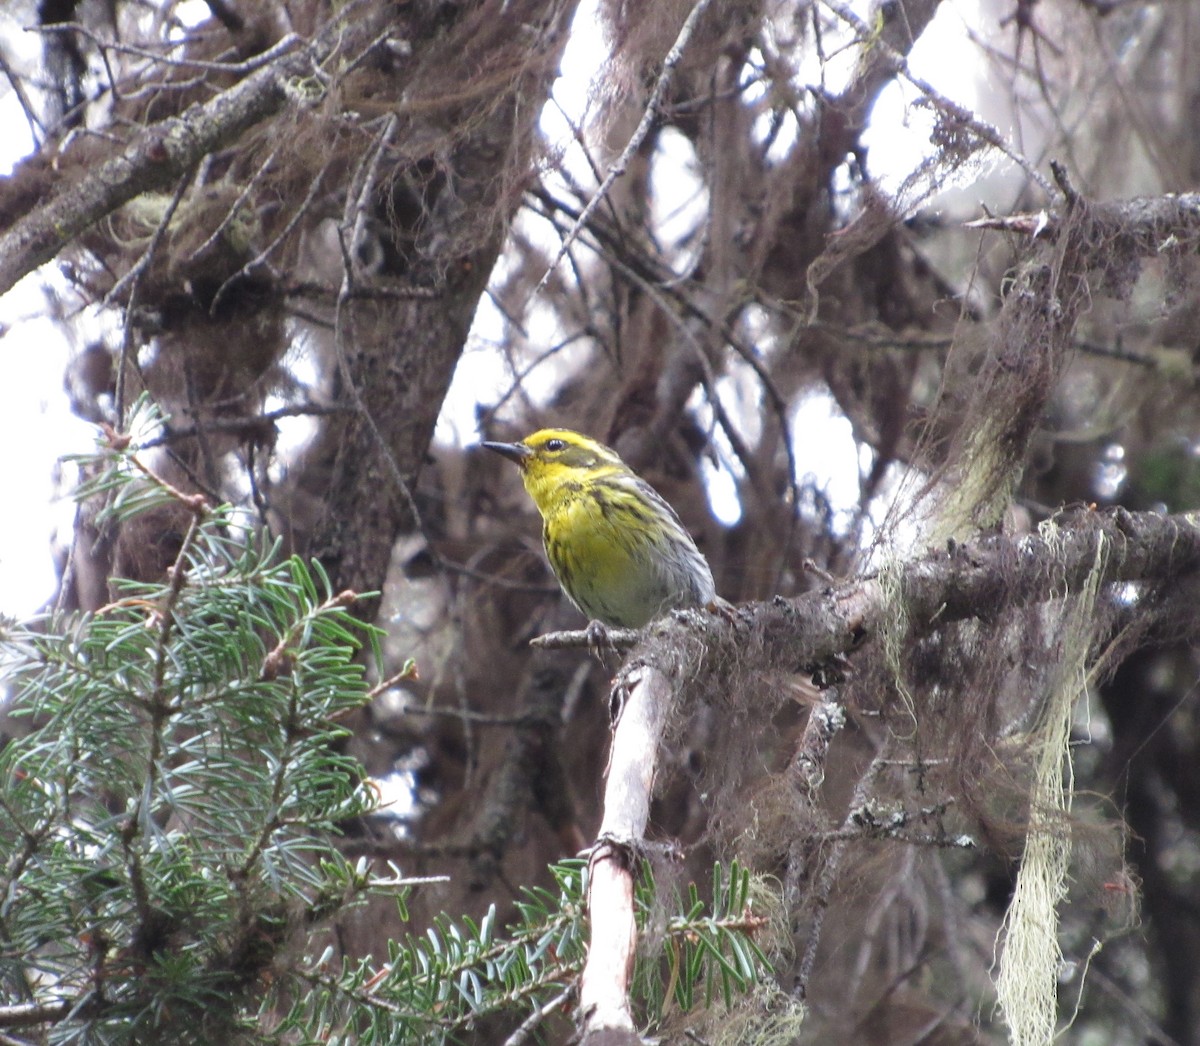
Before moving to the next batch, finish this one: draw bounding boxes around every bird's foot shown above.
[584,618,618,660]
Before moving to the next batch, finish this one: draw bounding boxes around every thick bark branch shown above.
[0,24,355,295]
[675,507,1200,680]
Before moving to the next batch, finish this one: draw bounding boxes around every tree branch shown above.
[0,1001,71,1030]
[709,508,1200,678]
[578,664,673,1045]
[965,191,1200,252]
[0,11,375,295]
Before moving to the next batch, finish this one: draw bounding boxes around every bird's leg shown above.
[584,619,618,663]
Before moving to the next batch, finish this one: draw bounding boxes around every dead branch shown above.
[820,0,1053,196]
[578,664,673,1044]
[533,0,716,301]
[965,191,1200,252]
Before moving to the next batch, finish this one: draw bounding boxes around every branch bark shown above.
[965,191,1200,252]
[578,665,672,1045]
[0,23,348,295]
[706,506,1200,680]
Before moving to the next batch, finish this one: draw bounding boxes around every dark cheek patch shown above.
[556,445,597,469]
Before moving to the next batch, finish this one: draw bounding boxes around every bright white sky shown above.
[0,276,94,617]
[0,0,998,618]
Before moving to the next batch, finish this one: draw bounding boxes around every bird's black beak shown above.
[481,440,532,466]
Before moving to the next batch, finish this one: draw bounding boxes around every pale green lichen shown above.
[994,524,1108,1046]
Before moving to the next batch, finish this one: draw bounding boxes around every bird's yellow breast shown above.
[540,482,668,627]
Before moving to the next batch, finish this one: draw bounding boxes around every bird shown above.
[482,428,717,629]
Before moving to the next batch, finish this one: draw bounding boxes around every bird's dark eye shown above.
[545,438,566,452]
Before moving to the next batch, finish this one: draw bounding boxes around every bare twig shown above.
[0,1000,72,1030]
[0,50,45,144]
[282,279,444,303]
[531,626,640,650]
[790,697,846,798]
[820,0,1054,197]
[209,156,332,314]
[502,987,572,1046]
[187,147,279,263]
[137,402,356,447]
[793,743,892,1000]
[389,705,553,728]
[348,114,400,279]
[29,23,302,76]
[530,0,716,301]
[964,212,1054,236]
[479,330,591,424]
